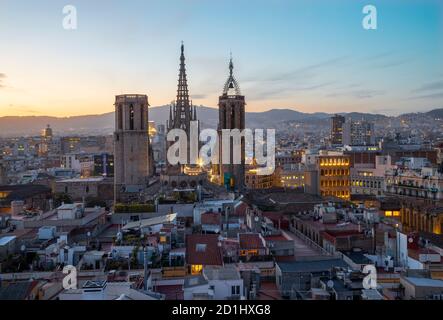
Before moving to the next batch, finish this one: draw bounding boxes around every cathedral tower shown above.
[217,56,246,191]
[114,94,151,202]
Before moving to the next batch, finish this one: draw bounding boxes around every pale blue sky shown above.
[0,0,442,116]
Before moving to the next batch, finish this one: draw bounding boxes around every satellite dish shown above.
[254,216,259,222]
[327,280,334,289]
[408,237,414,243]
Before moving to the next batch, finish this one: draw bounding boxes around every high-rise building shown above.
[94,153,114,177]
[330,115,345,146]
[39,125,53,156]
[343,120,375,146]
[114,94,151,202]
[217,56,245,191]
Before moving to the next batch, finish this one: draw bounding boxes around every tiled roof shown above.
[186,234,223,266]
[0,281,39,300]
[239,233,265,250]
[234,201,249,217]
[201,212,221,225]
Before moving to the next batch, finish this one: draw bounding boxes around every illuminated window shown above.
[385,211,393,217]
[393,211,400,217]
[191,264,203,275]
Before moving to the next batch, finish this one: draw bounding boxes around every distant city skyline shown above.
[0,0,442,117]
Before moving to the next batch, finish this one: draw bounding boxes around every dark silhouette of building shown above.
[330,114,345,146]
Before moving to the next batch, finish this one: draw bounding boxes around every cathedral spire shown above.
[223,54,241,96]
[176,41,190,108]
[169,42,194,132]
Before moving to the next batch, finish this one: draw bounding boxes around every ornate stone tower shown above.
[167,43,198,167]
[217,56,246,192]
[114,94,151,202]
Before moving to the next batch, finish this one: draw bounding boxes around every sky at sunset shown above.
[0,0,442,117]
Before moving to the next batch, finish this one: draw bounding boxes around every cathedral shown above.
[113,43,246,202]
[214,56,246,192]
[160,43,205,189]
[114,94,153,203]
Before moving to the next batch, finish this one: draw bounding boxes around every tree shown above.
[53,193,73,207]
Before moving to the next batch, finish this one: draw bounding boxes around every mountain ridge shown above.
[0,106,441,137]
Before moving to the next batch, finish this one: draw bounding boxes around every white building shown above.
[343,120,375,146]
[57,203,84,220]
[351,155,396,196]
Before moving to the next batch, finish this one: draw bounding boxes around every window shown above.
[191,264,203,275]
[129,104,134,130]
[231,285,240,295]
[196,244,206,252]
[118,105,123,129]
[140,106,144,130]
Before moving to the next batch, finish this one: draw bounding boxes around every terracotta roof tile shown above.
[239,233,265,250]
[201,212,221,225]
[186,234,223,266]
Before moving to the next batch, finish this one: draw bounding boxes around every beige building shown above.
[114,94,152,202]
[305,151,351,200]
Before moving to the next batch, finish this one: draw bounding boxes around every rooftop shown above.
[201,212,221,225]
[0,235,16,246]
[203,265,241,281]
[122,213,177,231]
[403,277,443,288]
[277,258,349,273]
[184,275,208,288]
[239,233,265,250]
[186,234,223,266]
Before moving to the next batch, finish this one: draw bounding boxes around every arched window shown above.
[118,105,123,130]
[140,105,144,130]
[129,104,134,130]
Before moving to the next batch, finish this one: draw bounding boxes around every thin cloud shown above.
[7,104,42,115]
[410,91,443,100]
[252,56,348,83]
[0,73,5,88]
[190,94,208,100]
[413,80,443,93]
[326,89,385,99]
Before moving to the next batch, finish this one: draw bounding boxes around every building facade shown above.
[330,115,345,146]
[343,120,375,146]
[114,94,151,202]
[217,57,246,192]
[318,152,351,200]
